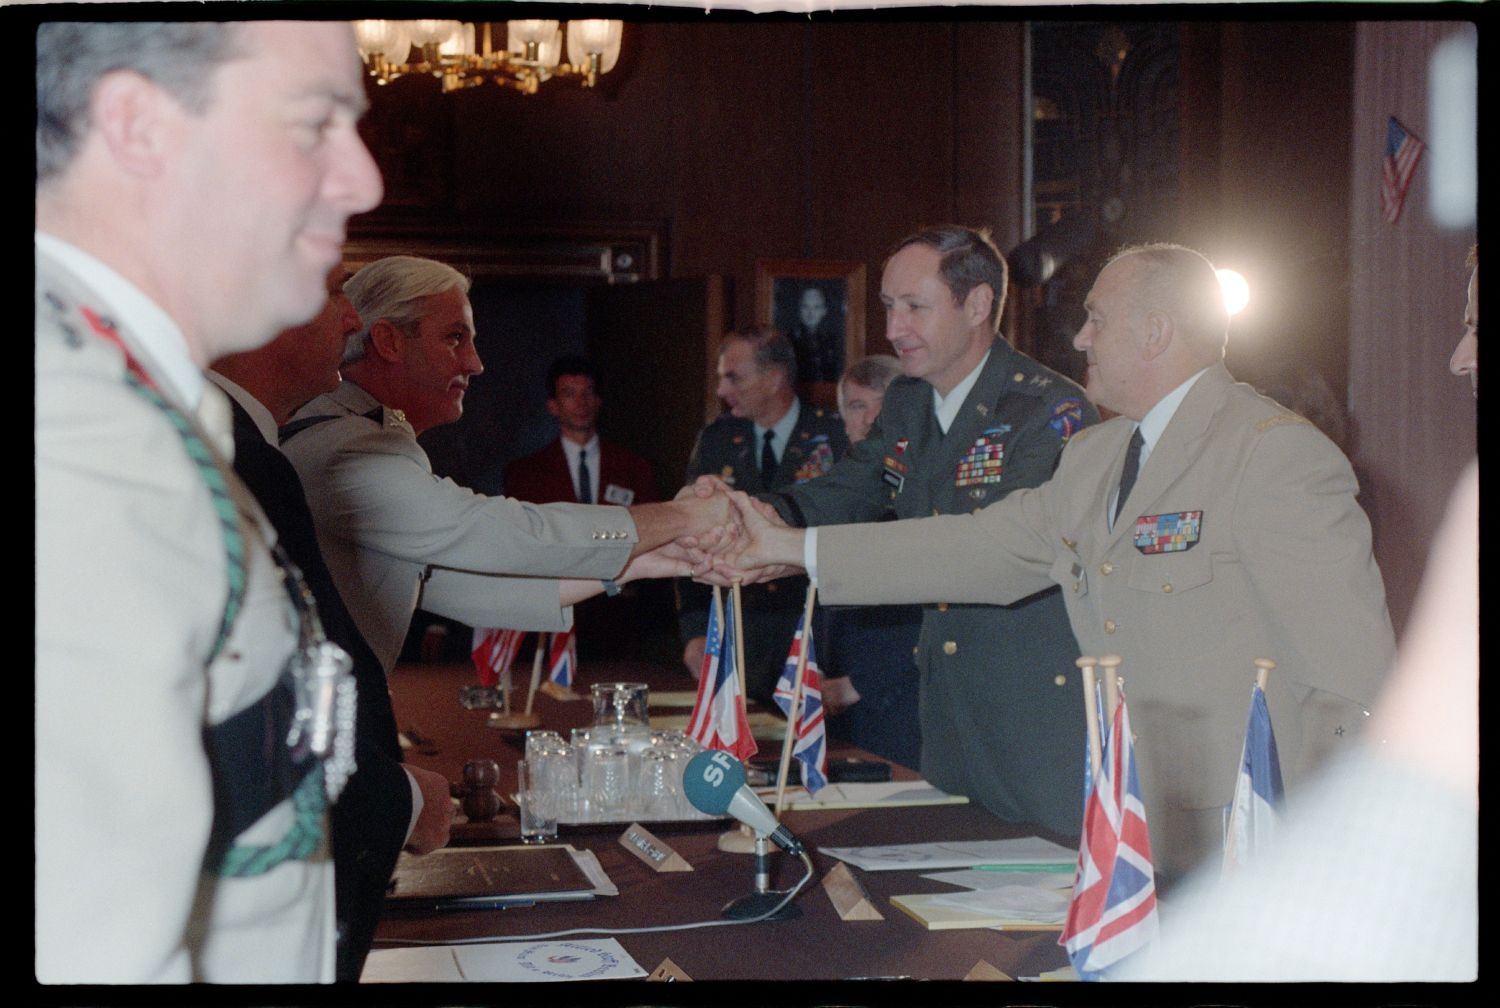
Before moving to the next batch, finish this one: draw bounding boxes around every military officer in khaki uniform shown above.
[283,256,736,677]
[35,22,383,981]
[722,243,1395,886]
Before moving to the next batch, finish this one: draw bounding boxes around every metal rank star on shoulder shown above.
[954,429,1006,487]
[1132,510,1203,555]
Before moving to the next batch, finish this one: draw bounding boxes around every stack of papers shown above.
[778,781,969,810]
[821,836,1077,932]
[821,836,1077,872]
[386,844,610,910]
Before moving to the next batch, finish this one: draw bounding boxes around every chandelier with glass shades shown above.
[353,18,624,94]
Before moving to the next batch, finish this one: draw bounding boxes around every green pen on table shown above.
[973,863,1075,872]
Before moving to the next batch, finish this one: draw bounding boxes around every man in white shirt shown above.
[36,21,383,982]
[721,243,1397,886]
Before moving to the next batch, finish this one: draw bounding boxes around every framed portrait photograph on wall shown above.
[756,259,866,410]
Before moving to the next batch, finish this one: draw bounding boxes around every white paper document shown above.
[925,884,1071,924]
[779,781,969,810]
[921,866,1076,891]
[362,938,647,983]
[820,836,1077,871]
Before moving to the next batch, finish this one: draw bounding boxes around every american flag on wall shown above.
[1381,116,1426,224]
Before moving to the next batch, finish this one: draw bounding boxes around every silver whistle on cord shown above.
[287,638,353,760]
[278,552,358,800]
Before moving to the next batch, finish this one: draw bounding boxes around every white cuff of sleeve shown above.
[804,526,820,584]
[404,767,423,841]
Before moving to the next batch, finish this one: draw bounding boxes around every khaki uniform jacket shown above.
[36,248,335,981]
[817,364,1395,877]
[283,381,636,674]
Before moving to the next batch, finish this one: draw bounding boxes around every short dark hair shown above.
[721,326,797,385]
[887,225,1009,333]
[36,22,246,183]
[546,355,601,398]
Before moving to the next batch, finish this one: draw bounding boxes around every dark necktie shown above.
[577,448,592,504]
[1112,427,1144,529]
[759,429,778,487]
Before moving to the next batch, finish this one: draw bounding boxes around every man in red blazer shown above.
[506,355,659,507]
[506,356,665,660]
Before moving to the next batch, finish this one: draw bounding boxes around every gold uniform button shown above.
[1054,674,1067,686]
[766,582,778,593]
[1100,562,1114,575]
[937,602,948,613]
[1013,372,1025,382]
[1162,583,1173,593]
[1104,619,1117,634]
[942,641,957,655]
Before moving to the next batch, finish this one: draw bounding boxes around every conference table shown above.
[372,658,1075,983]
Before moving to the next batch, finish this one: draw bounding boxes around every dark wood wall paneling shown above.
[360,20,1026,359]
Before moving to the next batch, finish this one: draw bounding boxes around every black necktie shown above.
[759,429,778,487]
[1112,427,1144,529]
[577,448,592,504]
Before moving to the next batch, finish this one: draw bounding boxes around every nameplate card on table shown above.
[964,959,1015,981]
[820,861,884,921]
[618,822,693,872]
[385,844,597,911]
[647,957,694,982]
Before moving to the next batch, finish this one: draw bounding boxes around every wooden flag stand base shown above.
[716,822,757,853]
[486,710,540,730]
[539,681,583,702]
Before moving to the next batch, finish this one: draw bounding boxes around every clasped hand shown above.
[678,477,804,586]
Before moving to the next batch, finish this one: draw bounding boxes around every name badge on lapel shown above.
[603,484,635,506]
[954,428,1007,487]
[1133,510,1203,554]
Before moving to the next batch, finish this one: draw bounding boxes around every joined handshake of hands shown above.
[621,475,808,586]
[681,475,806,586]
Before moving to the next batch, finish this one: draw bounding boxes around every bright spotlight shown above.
[1217,268,1250,317]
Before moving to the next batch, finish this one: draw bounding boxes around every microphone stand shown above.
[721,834,803,921]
